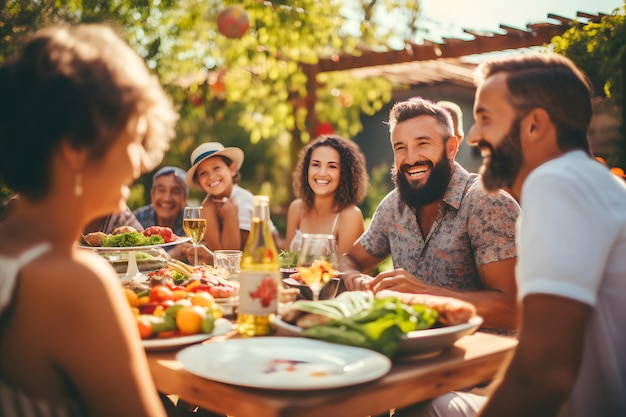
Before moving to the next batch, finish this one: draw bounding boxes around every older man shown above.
[133,166,188,237]
[339,97,520,332]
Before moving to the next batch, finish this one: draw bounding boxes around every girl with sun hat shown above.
[182,142,280,264]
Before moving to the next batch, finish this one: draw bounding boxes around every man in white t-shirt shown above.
[412,54,626,417]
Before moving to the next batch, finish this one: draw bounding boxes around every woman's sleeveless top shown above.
[0,243,86,417]
[290,212,340,252]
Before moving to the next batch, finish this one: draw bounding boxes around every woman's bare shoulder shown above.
[286,199,303,219]
[288,199,303,210]
[24,249,118,295]
[340,204,364,219]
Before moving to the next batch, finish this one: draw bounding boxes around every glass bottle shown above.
[237,195,280,336]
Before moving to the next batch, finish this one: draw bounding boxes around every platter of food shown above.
[142,318,233,351]
[78,237,191,251]
[176,337,391,390]
[274,290,482,357]
[79,225,190,251]
[396,315,483,355]
[272,315,483,356]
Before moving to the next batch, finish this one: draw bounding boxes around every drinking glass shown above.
[297,233,338,301]
[213,249,242,282]
[183,206,206,266]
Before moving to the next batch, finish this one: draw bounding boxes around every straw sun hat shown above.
[185,142,244,190]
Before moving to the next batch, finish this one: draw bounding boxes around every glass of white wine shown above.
[297,233,338,301]
[183,206,207,266]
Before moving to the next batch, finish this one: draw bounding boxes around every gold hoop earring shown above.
[74,173,83,197]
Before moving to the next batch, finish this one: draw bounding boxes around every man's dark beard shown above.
[393,150,452,209]
[479,118,524,192]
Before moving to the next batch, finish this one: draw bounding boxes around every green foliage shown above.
[278,249,299,268]
[551,3,626,105]
[551,2,626,167]
[0,0,420,234]
[360,162,393,219]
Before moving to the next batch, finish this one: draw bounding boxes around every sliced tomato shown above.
[149,285,174,303]
[143,226,178,243]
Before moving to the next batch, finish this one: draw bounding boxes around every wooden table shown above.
[147,330,517,417]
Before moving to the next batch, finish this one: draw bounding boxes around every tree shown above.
[0,0,425,218]
[551,1,626,168]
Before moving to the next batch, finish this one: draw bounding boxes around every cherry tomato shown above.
[149,285,174,303]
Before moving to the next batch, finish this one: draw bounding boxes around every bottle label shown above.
[238,270,280,315]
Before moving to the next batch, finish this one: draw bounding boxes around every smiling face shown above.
[307,146,341,198]
[467,73,525,192]
[150,173,187,222]
[194,156,236,198]
[391,115,456,208]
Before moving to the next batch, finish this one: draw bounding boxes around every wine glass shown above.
[183,206,206,266]
[297,233,338,301]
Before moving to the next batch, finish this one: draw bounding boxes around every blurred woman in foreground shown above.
[0,24,178,416]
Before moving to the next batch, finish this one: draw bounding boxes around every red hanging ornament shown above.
[216,6,250,39]
[316,121,335,136]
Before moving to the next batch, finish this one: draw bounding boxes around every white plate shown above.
[78,237,191,251]
[214,296,238,309]
[214,296,238,315]
[176,337,391,390]
[271,316,483,356]
[142,318,232,351]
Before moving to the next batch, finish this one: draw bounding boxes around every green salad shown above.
[292,292,439,357]
[102,231,164,247]
[278,249,299,268]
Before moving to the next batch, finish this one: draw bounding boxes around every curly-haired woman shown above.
[286,135,369,257]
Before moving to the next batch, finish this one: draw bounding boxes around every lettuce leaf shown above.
[102,231,164,247]
[301,296,438,357]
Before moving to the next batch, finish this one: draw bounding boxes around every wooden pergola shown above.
[296,11,606,150]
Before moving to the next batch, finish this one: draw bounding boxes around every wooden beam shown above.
[308,21,570,74]
[546,13,575,24]
[304,12,605,76]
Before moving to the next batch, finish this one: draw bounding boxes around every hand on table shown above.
[343,273,374,291]
[182,242,214,266]
[367,268,430,294]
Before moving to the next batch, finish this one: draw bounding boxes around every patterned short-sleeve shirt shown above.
[360,163,520,291]
[133,204,185,237]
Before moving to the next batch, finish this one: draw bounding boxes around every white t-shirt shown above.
[516,150,626,416]
[230,185,277,233]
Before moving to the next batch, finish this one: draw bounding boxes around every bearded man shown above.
[339,97,520,332]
